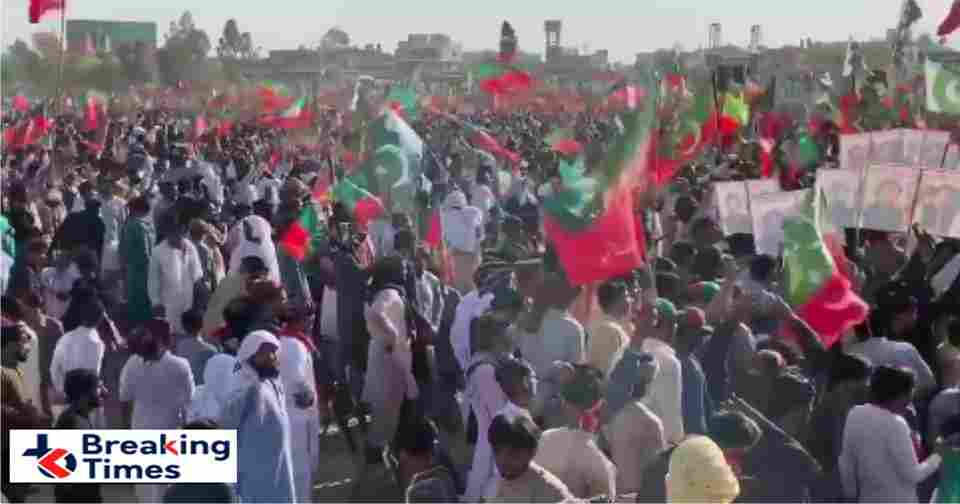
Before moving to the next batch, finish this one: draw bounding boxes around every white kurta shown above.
[187,353,237,423]
[120,351,195,429]
[464,354,508,501]
[148,240,204,334]
[279,336,320,502]
[363,288,418,448]
[50,326,105,396]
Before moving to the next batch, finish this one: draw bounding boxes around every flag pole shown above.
[51,2,68,176]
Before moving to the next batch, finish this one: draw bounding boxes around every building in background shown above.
[66,19,157,54]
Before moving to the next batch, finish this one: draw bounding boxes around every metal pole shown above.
[50,5,67,177]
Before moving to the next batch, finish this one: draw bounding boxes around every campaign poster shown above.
[861,164,921,232]
[913,169,960,238]
[714,181,752,235]
[816,169,861,230]
[750,190,810,256]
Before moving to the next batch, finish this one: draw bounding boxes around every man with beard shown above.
[221,331,296,502]
[119,319,195,503]
[54,368,107,503]
[1,322,49,502]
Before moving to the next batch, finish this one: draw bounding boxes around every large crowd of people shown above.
[2,78,960,504]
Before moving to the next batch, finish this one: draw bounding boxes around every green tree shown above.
[320,27,350,50]
[157,10,212,85]
[217,19,256,81]
[115,41,157,83]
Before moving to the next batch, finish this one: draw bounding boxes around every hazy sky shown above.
[3,0,959,62]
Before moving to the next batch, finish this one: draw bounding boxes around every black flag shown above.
[499,21,517,62]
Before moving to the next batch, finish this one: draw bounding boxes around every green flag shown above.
[925,56,960,114]
[385,86,419,120]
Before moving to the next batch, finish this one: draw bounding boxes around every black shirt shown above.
[54,407,102,503]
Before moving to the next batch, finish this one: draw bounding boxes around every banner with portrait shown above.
[816,169,862,230]
[912,170,960,238]
[751,190,810,256]
[860,164,921,233]
[714,181,752,235]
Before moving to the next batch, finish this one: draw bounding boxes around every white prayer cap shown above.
[236,330,281,364]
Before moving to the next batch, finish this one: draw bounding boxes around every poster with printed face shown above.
[746,179,781,197]
[816,169,861,229]
[840,133,872,174]
[902,129,926,165]
[751,190,810,256]
[861,164,921,232]
[912,170,960,238]
[714,181,752,235]
[920,130,952,169]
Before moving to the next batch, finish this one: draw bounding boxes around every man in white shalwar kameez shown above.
[441,191,484,294]
[363,258,419,461]
[148,226,204,334]
[278,324,321,501]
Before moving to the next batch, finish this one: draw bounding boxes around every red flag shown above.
[12,96,30,113]
[192,115,208,141]
[425,210,442,249]
[543,188,643,286]
[939,0,960,36]
[29,0,64,24]
[2,115,50,148]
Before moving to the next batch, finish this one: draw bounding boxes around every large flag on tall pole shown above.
[29,0,64,23]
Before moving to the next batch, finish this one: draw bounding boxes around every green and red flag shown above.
[546,128,582,156]
[782,195,868,347]
[472,61,534,96]
[257,81,294,114]
[2,113,51,149]
[385,86,420,120]
[279,203,324,262]
[331,177,385,230]
[541,73,661,285]
[722,91,750,129]
[274,97,313,129]
[450,117,521,165]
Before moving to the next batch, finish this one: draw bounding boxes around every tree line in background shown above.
[2,11,268,97]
